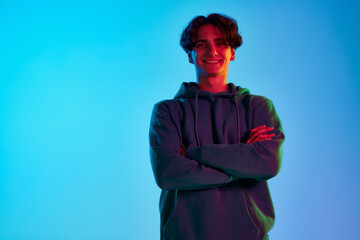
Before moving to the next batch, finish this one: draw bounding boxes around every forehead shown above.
[195,24,224,40]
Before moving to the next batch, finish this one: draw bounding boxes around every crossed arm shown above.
[180,125,275,156]
[150,99,284,190]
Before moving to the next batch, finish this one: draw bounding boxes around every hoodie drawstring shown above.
[194,91,241,146]
[234,95,241,143]
[195,90,201,146]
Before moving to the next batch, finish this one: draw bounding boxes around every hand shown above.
[180,147,187,157]
[246,125,275,144]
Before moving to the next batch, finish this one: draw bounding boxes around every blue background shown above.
[1,0,359,239]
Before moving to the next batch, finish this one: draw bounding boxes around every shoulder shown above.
[153,98,182,110]
[151,99,185,120]
[248,95,280,122]
[239,93,274,109]
[250,94,273,105]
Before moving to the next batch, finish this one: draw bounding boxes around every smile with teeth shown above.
[203,59,221,63]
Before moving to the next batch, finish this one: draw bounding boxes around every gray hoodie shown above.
[149,82,285,240]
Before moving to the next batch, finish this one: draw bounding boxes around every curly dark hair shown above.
[180,13,243,53]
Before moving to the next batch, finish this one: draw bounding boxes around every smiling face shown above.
[189,24,235,80]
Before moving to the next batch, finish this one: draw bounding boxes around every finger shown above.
[256,127,274,134]
[250,126,274,135]
[248,134,263,144]
[247,131,261,143]
[248,130,267,143]
[258,133,275,140]
[249,128,274,140]
[247,126,275,143]
[248,134,275,144]
[252,134,267,143]
[251,125,267,132]
[180,147,186,156]
[263,133,276,138]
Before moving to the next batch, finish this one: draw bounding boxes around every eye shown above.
[216,41,228,47]
[195,42,206,48]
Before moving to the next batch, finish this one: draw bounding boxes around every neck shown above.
[198,75,228,93]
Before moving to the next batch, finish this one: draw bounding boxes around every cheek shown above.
[194,54,202,65]
[224,50,232,59]
[219,48,232,57]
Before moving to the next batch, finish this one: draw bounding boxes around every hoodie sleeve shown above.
[185,98,285,181]
[149,101,232,190]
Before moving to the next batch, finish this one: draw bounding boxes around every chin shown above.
[203,69,222,75]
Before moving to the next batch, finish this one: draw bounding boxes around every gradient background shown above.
[1,0,359,239]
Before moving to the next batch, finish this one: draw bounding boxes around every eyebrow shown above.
[195,40,207,44]
[195,38,225,44]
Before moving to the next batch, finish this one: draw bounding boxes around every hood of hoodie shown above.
[174,82,250,99]
[173,82,250,146]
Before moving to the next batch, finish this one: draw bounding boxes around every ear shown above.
[230,48,235,61]
[188,52,194,64]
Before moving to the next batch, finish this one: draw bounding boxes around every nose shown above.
[208,43,218,56]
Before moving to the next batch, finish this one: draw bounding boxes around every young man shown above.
[149,14,285,240]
